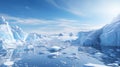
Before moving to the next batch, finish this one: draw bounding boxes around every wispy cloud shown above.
[25,6,31,10]
[47,0,120,19]
[0,13,104,34]
[0,14,52,25]
[46,0,86,17]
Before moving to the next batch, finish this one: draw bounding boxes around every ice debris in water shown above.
[48,52,60,59]
[66,55,79,60]
[27,45,34,49]
[48,46,61,52]
[84,63,109,67]
[4,60,14,66]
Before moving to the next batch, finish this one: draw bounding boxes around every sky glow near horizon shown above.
[0,0,120,34]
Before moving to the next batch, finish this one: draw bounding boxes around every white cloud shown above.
[47,0,120,19]
[0,13,104,34]
[25,6,31,10]
[46,0,86,17]
[0,14,54,25]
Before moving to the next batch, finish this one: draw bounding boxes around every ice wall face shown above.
[0,17,14,41]
[72,31,91,45]
[11,26,27,41]
[100,21,120,46]
[0,17,27,42]
[0,17,27,49]
[25,33,41,42]
[82,29,102,49]
[74,29,102,46]
[73,18,120,63]
[0,16,7,24]
[75,16,120,47]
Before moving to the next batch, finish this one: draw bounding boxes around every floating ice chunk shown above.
[48,46,61,52]
[38,52,45,55]
[107,63,119,67]
[28,45,34,49]
[4,60,14,66]
[116,49,120,52]
[94,52,103,57]
[48,52,60,59]
[66,55,79,60]
[84,63,109,67]
[71,53,77,55]
[60,60,67,64]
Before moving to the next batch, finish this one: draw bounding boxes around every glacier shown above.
[74,16,120,47]
[0,16,119,67]
[73,16,120,66]
[11,26,27,41]
[100,20,120,46]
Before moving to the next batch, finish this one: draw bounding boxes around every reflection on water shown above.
[0,44,106,67]
[0,40,120,67]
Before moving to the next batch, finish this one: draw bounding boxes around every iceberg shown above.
[73,15,120,65]
[74,15,120,47]
[0,17,14,41]
[11,26,27,41]
[25,33,41,42]
[0,16,7,24]
[100,20,120,46]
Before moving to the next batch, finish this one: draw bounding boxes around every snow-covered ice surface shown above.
[0,16,120,67]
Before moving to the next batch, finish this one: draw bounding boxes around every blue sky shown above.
[0,0,120,34]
